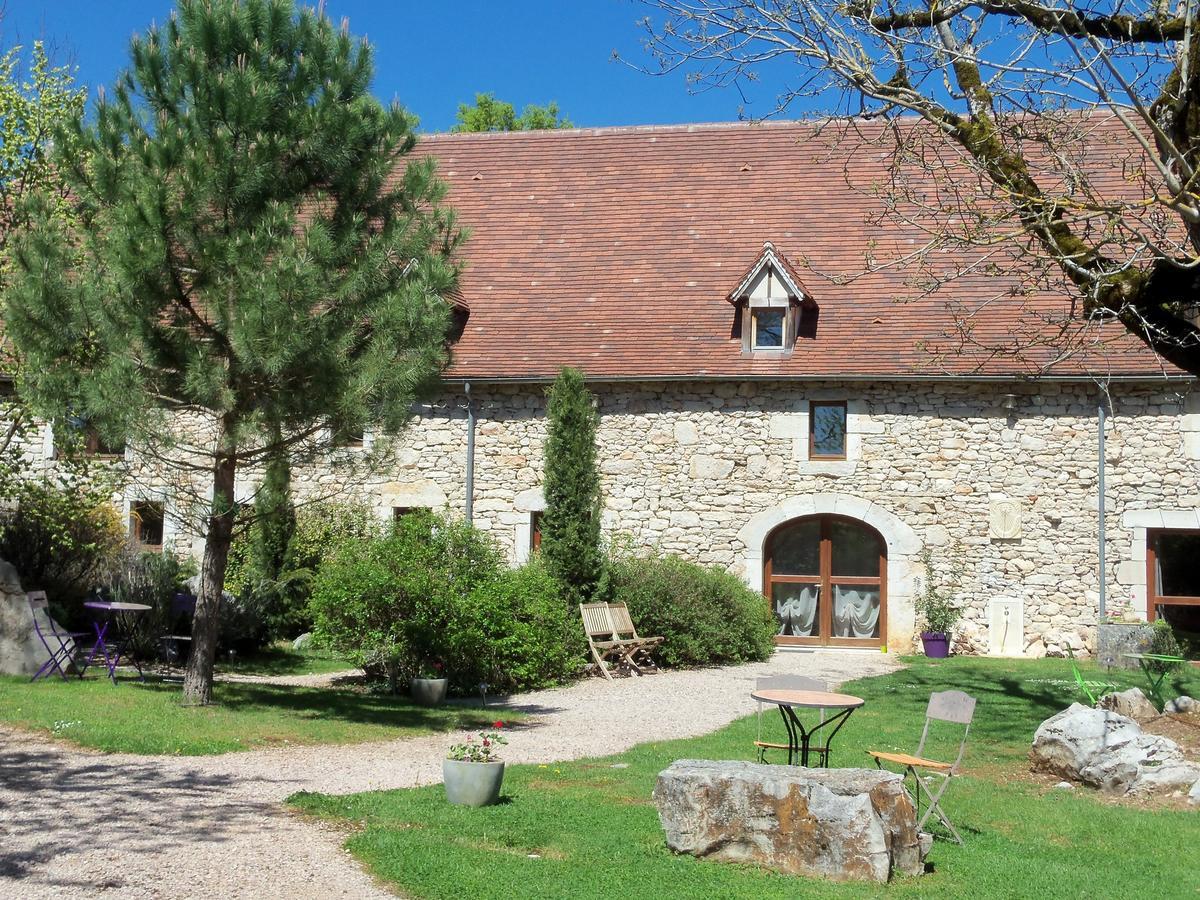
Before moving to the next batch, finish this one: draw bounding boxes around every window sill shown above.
[795,459,858,476]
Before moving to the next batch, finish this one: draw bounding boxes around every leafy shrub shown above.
[224,500,379,640]
[310,512,580,693]
[453,557,584,692]
[310,511,501,691]
[99,550,195,660]
[0,478,126,610]
[609,554,776,668]
[1148,619,1186,674]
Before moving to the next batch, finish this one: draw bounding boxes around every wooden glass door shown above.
[764,515,886,647]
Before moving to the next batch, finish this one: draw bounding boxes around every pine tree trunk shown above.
[182,439,237,706]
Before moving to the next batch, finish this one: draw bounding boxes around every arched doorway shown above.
[764,515,887,647]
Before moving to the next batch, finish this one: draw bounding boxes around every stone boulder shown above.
[1096,687,1159,723]
[1165,696,1199,716]
[1030,704,1200,799]
[653,760,926,883]
[0,559,72,677]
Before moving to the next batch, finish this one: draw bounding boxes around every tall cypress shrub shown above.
[541,367,606,607]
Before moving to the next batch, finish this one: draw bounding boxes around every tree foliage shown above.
[541,367,607,607]
[3,0,463,703]
[636,1,1200,376]
[451,92,573,132]
[0,40,86,459]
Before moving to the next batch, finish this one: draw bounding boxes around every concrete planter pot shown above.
[411,677,448,706]
[443,759,505,807]
[920,632,951,659]
[1096,623,1155,669]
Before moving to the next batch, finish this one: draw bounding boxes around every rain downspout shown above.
[1098,397,1107,621]
[464,382,475,524]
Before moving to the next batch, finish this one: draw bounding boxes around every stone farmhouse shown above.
[7,120,1200,656]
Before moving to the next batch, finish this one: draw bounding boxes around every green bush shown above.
[224,500,379,640]
[454,557,584,693]
[610,554,776,668]
[0,478,126,611]
[309,511,501,692]
[310,512,580,693]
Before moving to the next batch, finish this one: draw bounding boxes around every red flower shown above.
[493,721,504,729]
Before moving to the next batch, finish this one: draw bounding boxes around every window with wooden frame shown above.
[1146,529,1200,630]
[764,514,886,647]
[130,501,165,550]
[530,511,543,552]
[809,401,847,459]
[57,417,125,458]
[332,424,365,449]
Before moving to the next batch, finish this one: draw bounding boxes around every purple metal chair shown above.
[28,591,92,681]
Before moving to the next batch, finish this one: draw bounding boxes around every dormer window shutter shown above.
[729,242,811,354]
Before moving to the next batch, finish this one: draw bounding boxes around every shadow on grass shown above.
[123,678,502,731]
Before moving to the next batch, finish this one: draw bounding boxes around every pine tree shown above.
[4,0,462,704]
[541,367,606,607]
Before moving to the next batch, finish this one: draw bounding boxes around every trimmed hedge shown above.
[610,554,776,668]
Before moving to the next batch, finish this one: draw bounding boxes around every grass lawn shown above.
[290,657,1200,900]
[0,675,506,755]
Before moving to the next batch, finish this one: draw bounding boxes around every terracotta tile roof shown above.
[417,120,1182,382]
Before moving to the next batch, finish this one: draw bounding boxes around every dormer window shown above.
[728,241,812,354]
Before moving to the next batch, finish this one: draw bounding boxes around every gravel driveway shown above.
[0,650,899,899]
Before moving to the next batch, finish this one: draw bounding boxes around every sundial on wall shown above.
[989,500,1022,539]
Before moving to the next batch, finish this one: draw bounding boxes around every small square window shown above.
[131,501,165,550]
[810,401,847,459]
[752,308,785,349]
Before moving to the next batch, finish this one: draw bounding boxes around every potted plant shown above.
[444,722,508,807]
[410,659,448,706]
[915,548,962,659]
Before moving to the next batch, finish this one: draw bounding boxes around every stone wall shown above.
[287,378,1198,656]
[7,378,1197,657]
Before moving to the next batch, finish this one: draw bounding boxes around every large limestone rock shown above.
[653,760,925,883]
[0,559,71,677]
[1096,687,1159,723]
[1030,704,1200,799]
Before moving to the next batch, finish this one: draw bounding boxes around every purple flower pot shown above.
[921,632,951,659]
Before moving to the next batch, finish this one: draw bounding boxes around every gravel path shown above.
[0,650,899,899]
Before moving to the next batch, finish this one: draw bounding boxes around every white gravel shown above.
[0,650,899,899]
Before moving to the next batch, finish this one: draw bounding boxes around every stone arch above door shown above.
[737,494,922,652]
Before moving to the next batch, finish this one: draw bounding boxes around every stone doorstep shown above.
[653,760,928,884]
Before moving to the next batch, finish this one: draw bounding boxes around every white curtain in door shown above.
[777,587,818,636]
[833,586,880,638]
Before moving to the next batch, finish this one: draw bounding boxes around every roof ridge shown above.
[417,117,899,142]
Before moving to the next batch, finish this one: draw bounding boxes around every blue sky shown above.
[4,1,779,131]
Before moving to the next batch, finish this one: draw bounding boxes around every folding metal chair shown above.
[754,674,828,763]
[867,690,976,844]
[28,591,92,682]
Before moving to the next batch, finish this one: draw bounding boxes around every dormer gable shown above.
[727,242,814,353]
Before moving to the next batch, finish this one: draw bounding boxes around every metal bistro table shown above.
[750,688,866,767]
[83,601,153,683]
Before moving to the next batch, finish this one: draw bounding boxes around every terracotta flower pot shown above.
[443,759,505,807]
[411,677,448,706]
[921,632,951,658]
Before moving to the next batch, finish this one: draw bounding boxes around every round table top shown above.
[84,601,153,612]
[750,689,866,710]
